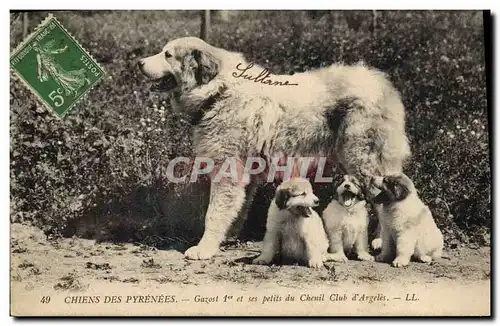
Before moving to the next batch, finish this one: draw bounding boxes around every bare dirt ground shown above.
[11,222,491,289]
[10,223,491,316]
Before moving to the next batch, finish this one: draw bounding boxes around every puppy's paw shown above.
[391,256,410,268]
[184,245,218,260]
[308,257,324,268]
[325,252,348,263]
[371,238,382,250]
[357,252,375,262]
[252,255,273,265]
[417,255,432,264]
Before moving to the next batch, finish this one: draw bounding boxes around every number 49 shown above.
[40,296,51,304]
[48,89,64,107]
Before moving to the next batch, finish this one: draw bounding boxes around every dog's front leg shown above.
[185,181,246,259]
[392,231,416,268]
[305,235,326,268]
[325,230,348,263]
[253,223,279,265]
[184,157,248,260]
[355,226,374,261]
[371,204,383,249]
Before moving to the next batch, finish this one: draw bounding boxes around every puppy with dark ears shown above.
[322,175,374,262]
[372,173,444,267]
[253,178,328,268]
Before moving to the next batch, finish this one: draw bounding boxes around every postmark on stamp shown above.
[10,14,105,118]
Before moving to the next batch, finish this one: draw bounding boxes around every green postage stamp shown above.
[10,14,105,117]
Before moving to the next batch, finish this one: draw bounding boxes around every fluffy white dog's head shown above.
[336,175,365,208]
[138,37,241,121]
[138,37,220,92]
[275,178,319,217]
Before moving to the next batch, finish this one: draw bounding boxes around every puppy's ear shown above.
[350,176,362,188]
[393,182,410,201]
[275,188,291,210]
[372,191,392,205]
[192,49,219,85]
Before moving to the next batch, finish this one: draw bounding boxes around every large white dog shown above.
[139,37,410,260]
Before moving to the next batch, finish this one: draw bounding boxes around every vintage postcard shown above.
[10,10,491,317]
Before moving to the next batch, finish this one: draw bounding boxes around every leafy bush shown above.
[10,11,490,247]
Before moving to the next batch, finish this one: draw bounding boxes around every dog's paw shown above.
[184,245,218,260]
[357,252,375,262]
[252,255,273,265]
[308,257,324,268]
[371,238,382,250]
[417,255,432,264]
[391,256,410,268]
[325,252,348,263]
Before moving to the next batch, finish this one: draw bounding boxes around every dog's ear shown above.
[350,176,362,189]
[275,188,291,210]
[393,181,410,201]
[372,190,392,205]
[192,49,219,85]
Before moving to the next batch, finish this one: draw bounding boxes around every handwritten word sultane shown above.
[232,63,298,86]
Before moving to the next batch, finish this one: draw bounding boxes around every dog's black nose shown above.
[344,184,351,190]
[137,60,145,68]
[313,199,319,205]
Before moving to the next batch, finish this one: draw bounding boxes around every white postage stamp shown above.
[10,10,491,317]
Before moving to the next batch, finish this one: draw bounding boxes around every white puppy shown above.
[253,178,328,268]
[372,173,444,267]
[322,175,374,262]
